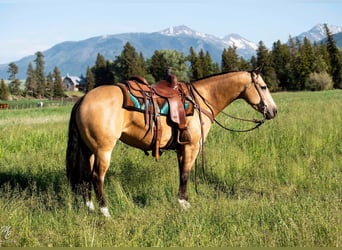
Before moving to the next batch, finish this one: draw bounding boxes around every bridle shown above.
[214,72,267,132]
[188,71,268,192]
[190,71,267,133]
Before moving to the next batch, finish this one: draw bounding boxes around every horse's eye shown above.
[261,86,267,90]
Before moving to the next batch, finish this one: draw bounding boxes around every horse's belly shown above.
[120,112,173,150]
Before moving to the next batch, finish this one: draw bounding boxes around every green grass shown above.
[0,90,341,247]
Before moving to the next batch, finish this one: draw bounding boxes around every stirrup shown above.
[177,129,192,145]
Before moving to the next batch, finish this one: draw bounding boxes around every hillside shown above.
[0,24,341,80]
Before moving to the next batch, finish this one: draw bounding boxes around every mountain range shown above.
[0,24,341,79]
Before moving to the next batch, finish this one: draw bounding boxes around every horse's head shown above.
[240,71,277,120]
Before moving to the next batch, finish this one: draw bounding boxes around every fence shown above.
[0,97,79,110]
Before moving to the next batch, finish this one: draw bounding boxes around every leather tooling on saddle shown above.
[117,74,194,159]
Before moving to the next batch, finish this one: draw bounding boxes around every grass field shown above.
[0,90,341,247]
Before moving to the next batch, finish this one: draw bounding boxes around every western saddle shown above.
[118,72,192,160]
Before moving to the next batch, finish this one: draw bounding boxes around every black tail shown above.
[66,96,90,192]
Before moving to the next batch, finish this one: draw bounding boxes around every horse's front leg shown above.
[176,144,199,209]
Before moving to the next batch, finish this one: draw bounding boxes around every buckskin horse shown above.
[66,70,277,217]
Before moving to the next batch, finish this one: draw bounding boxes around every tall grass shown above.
[0,91,341,247]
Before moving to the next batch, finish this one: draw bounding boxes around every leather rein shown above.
[187,72,267,193]
[191,71,267,133]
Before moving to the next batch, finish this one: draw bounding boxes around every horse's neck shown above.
[193,72,248,117]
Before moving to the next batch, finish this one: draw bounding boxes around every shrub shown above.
[305,72,334,91]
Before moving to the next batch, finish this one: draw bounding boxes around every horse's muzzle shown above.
[265,107,277,120]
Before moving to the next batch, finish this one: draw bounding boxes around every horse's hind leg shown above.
[78,147,95,211]
[84,154,95,211]
[92,149,112,217]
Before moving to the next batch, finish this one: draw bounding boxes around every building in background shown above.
[63,74,85,91]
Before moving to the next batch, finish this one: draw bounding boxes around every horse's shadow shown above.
[0,168,65,191]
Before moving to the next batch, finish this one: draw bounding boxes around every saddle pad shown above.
[117,83,194,116]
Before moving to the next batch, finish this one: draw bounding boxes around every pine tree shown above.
[113,42,146,81]
[313,42,330,73]
[188,47,199,80]
[7,62,21,96]
[137,52,147,76]
[324,24,342,88]
[221,46,239,72]
[45,72,54,98]
[287,36,301,90]
[92,53,113,86]
[53,67,64,97]
[0,79,10,100]
[34,51,46,98]
[297,37,315,90]
[203,51,218,77]
[25,63,37,97]
[272,40,289,90]
[254,41,278,90]
[148,50,189,82]
[85,67,95,92]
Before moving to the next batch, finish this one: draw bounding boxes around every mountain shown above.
[0,25,257,79]
[332,32,342,47]
[295,23,342,42]
[1,24,342,80]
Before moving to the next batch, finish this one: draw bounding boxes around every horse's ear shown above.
[253,64,264,74]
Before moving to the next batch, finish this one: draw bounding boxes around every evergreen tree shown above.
[238,57,252,71]
[272,40,292,90]
[296,37,315,90]
[85,66,95,92]
[148,50,168,82]
[53,67,64,97]
[45,72,54,98]
[287,36,301,90]
[311,42,330,74]
[188,47,199,80]
[0,79,10,100]
[113,42,147,81]
[7,62,21,96]
[137,52,147,76]
[92,53,114,86]
[148,50,189,82]
[324,24,342,88]
[203,50,219,77]
[254,41,278,90]
[221,46,239,72]
[25,63,37,97]
[34,51,46,98]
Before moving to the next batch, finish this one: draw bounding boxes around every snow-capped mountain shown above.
[223,33,258,50]
[160,25,209,38]
[158,25,258,60]
[0,25,258,79]
[296,23,342,42]
[1,24,341,79]
[159,25,257,53]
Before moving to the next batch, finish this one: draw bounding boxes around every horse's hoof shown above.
[86,200,95,211]
[100,207,111,218]
[178,199,191,210]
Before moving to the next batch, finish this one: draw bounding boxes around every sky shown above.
[0,0,341,64]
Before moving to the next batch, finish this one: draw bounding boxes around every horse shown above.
[66,70,277,217]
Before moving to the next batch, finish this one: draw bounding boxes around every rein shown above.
[213,111,265,132]
[188,71,267,193]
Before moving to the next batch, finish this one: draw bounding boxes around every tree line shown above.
[1,24,341,100]
[0,51,65,100]
[85,24,342,92]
